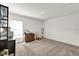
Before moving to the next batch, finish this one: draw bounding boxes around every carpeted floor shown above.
[16,38,79,56]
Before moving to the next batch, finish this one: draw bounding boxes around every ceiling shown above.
[1,3,79,20]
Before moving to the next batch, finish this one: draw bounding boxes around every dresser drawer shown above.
[25,33,35,42]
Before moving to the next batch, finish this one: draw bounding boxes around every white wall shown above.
[9,13,43,38]
[44,14,79,46]
[9,12,79,46]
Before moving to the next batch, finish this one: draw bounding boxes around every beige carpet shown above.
[16,39,79,56]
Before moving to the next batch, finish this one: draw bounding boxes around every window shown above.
[9,20,23,39]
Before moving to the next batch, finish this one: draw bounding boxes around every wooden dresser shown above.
[25,33,35,42]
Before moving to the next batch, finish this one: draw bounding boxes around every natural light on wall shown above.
[9,20,23,39]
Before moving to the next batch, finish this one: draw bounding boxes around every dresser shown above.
[25,33,35,42]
